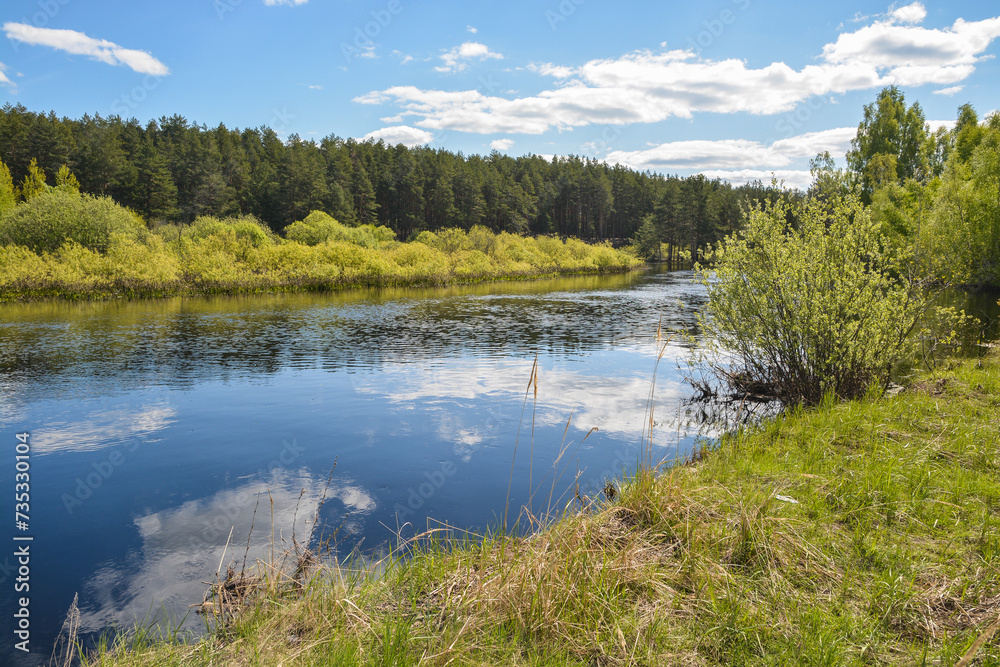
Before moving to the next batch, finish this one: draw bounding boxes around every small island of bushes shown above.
[0,163,641,302]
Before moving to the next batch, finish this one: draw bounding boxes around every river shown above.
[0,267,717,663]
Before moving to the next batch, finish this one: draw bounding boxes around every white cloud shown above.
[263,0,308,5]
[490,138,514,150]
[700,169,815,191]
[371,353,694,448]
[361,125,434,147]
[528,62,575,79]
[76,470,353,634]
[607,139,775,171]
[358,11,1000,135]
[822,15,1000,83]
[467,25,478,34]
[31,405,176,455]
[0,63,13,88]
[3,23,169,76]
[308,84,323,90]
[604,127,856,180]
[928,118,957,132]
[436,41,503,73]
[934,85,964,96]
[354,90,389,104]
[769,127,859,161]
[889,2,927,25]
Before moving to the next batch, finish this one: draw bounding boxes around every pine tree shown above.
[55,164,81,193]
[0,159,17,214]
[20,158,48,201]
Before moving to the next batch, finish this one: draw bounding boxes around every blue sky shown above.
[1,0,999,189]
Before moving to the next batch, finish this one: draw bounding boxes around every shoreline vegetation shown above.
[0,201,643,302]
[81,351,1000,666]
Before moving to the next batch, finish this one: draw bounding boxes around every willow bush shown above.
[1,214,640,299]
[699,194,931,405]
[0,190,145,253]
[184,214,276,247]
[284,211,395,249]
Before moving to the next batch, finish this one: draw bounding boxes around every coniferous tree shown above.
[0,159,17,214]
[55,164,80,193]
[20,158,48,201]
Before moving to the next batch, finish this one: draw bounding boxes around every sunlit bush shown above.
[452,249,497,279]
[285,211,346,246]
[185,214,275,247]
[0,234,182,298]
[252,243,343,285]
[1,205,638,299]
[0,190,145,253]
[699,195,931,405]
[467,225,497,255]
[285,211,395,249]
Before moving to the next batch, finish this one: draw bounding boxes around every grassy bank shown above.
[0,217,641,302]
[82,352,1000,666]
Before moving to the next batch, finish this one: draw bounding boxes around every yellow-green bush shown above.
[284,211,395,249]
[0,244,51,289]
[452,249,497,279]
[0,235,183,298]
[252,243,342,284]
[0,190,145,253]
[0,213,639,300]
[184,214,275,248]
[467,225,497,255]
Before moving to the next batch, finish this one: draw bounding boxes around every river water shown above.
[1,267,717,663]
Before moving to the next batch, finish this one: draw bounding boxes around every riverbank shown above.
[83,351,999,666]
[0,226,642,302]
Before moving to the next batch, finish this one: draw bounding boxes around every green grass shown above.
[82,352,1000,666]
[0,224,642,302]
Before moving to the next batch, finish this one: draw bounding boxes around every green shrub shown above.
[467,225,497,255]
[284,211,342,246]
[368,224,397,244]
[0,190,145,253]
[184,214,275,247]
[699,194,931,405]
[284,211,396,249]
[412,230,439,247]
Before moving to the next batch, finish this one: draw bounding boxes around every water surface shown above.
[0,268,713,663]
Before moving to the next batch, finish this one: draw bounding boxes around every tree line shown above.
[0,103,782,256]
